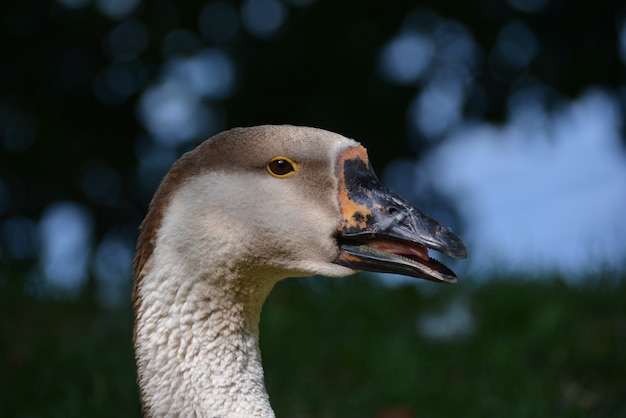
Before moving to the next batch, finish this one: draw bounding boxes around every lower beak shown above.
[333,150,467,283]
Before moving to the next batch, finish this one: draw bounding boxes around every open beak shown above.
[333,147,467,283]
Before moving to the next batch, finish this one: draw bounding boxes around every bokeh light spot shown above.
[241,0,287,40]
[380,32,434,84]
[96,0,140,20]
[490,21,537,80]
[409,70,465,140]
[107,19,149,60]
[93,230,133,307]
[619,18,626,65]
[507,0,547,13]
[164,49,235,99]
[94,60,147,105]
[139,81,221,145]
[56,0,91,9]
[39,202,93,294]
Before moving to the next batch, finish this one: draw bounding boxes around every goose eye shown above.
[267,157,297,178]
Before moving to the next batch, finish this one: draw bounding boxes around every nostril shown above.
[387,206,399,215]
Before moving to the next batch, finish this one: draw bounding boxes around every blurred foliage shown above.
[2,274,625,417]
[1,0,625,240]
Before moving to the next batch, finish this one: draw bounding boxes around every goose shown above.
[133,125,466,417]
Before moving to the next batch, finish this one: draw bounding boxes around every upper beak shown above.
[333,148,467,283]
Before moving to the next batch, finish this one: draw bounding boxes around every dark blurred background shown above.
[1,0,625,417]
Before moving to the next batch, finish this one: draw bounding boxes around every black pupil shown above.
[272,159,292,175]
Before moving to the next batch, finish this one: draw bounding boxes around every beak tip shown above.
[435,235,467,260]
[445,230,467,259]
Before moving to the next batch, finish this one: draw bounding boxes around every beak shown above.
[333,147,467,283]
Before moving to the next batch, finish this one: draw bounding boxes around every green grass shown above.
[2,274,625,417]
[1,279,140,418]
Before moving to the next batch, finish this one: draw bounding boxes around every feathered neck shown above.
[134,253,278,418]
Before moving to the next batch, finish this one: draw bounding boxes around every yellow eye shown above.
[267,156,297,178]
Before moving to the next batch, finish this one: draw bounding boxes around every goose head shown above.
[133,125,466,417]
[135,125,465,288]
